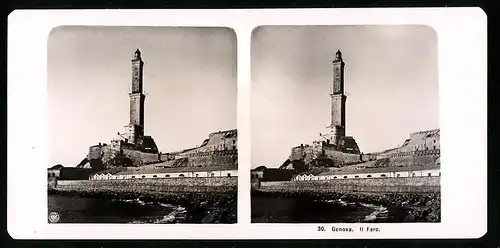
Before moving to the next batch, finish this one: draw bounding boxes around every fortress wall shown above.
[186,150,238,168]
[290,146,316,162]
[186,156,210,167]
[323,148,362,164]
[412,155,440,166]
[160,153,176,161]
[140,151,160,164]
[377,155,439,167]
[378,130,440,157]
[386,149,440,158]
[206,132,237,150]
[87,146,103,160]
[387,157,414,167]
[55,177,237,193]
[251,178,261,190]
[121,149,142,165]
[101,146,115,165]
[122,148,160,166]
[361,153,377,161]
[290,146,305,160]
[290,145,361,166]
[257,177,440,194]
[172,158,188,167]
[86,144,120,167]
[87,145,113,169]
[406,130,440,150]
[185,130,237,153]
[374,158,391,167]
[225,136,237,150]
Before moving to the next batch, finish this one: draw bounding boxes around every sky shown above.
[251,25,439,168]
[48,26,237,167]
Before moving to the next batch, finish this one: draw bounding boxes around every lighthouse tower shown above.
[322,50,360,154]
[327,50,347,146]
[124,49,146,145]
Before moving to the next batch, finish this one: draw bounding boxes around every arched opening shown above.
[227,173,231,177]
[412,172,416,177]
[210,173,215,177]
[333,176,337,179]
[179,174,185,177]
[153,175,157,178]
[195,174,199,177]
[428,173,432,177]
[165,174,170,177]
[141,175,146,178]
[397,173,400,177]
[381,174,386,177]
[354,175,359,178]
[343,176,348,179]
[131,176,135,179]
[367,175,372,178]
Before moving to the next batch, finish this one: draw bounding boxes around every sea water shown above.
[48,194,187,223]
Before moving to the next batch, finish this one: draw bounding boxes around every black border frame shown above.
[3,0,497,247]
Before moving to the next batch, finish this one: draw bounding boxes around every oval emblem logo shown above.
[48,212,60,223]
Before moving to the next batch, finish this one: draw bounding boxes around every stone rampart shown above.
[160,153,176,161]
[361,153,377,161]
[186,149,237,158]
[88,145,115,165]
[290,145,362,167]
[185,150,237,168]
[251,178,261,190]
[256,177,440,194]
[122,148,160,166]
[374,154,439,168]
[55,177,237,194]
[290,145,317,162]
[323,148,362,165]
[101,146,116,165]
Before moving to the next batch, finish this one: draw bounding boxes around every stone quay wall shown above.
[54,177,237,194]
[255,177,440,194]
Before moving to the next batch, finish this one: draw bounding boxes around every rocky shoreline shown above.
[49,188,237,224]
[251,190,441,222]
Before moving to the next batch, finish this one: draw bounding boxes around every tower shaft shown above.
[125,49,146,145]
[328,50,346,146]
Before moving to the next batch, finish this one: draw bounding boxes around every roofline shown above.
[411,128,440,135]
[114,165,238,175]
[209,129,237,134]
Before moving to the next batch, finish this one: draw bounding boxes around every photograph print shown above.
[47,26,238,224]
[250,25,441,223]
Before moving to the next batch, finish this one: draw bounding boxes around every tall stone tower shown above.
[327,50,347,146]
[125,49,146,145]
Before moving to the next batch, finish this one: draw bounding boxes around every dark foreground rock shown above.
[49,188,237,224]
[252,190,441,222]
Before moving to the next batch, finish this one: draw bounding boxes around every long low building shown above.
[90,165,238,180]
[293,165,440,181]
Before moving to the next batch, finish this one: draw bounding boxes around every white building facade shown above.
[292,166,440,181]
[90,167,238,180]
